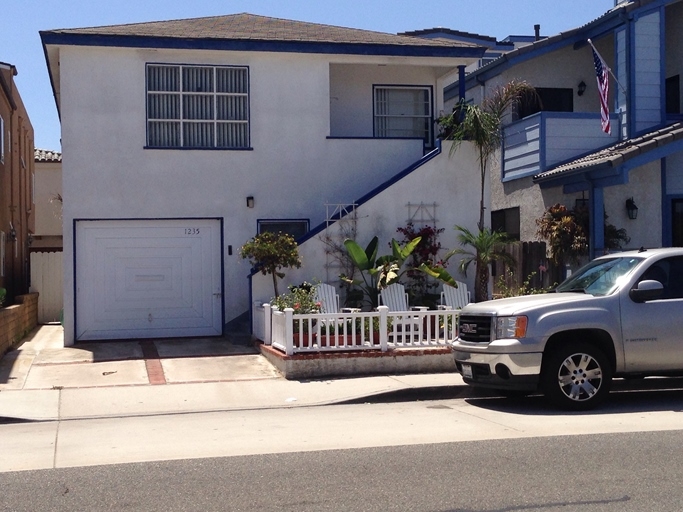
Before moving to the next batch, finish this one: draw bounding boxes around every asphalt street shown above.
[0,426,681,511]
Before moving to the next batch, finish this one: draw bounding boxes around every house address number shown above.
[184,228,201,235]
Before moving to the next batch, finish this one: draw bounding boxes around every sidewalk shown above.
[0,325,464,422]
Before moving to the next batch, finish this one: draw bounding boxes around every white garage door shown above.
[75,219,223,341]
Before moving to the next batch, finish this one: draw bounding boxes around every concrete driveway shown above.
[0,325,281,391]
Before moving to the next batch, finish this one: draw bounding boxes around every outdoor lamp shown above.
[246,196,254,208]
[626,197,638,220]
[577,81,587,96]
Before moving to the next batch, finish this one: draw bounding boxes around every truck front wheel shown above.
[541,342,612,410]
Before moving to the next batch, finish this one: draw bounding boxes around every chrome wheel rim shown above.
[557,352,603,402]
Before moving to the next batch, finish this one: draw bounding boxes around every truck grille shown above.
[458,315,493,343]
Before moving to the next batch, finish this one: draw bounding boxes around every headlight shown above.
[496,316,528,339]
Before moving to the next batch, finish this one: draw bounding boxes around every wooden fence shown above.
[492,241,561,296]
[29,251,63,323]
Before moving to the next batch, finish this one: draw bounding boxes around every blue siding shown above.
[633,9,663,133]
[502,113,619,182]
[616,28,629,139]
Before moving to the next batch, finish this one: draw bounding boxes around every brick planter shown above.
[0,293,39,355]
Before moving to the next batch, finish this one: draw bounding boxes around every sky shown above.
[3,0,615,151]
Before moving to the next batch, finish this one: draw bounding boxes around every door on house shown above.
[74,218,223,341]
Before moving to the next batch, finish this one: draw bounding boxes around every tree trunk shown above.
[475,261,490,303]
[272,273,280,298]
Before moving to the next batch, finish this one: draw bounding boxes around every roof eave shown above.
[39,31,487,59]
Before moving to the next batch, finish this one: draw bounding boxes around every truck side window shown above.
[639,257,683,299]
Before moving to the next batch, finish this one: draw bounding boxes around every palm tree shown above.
[441,80,538,231]
[446,226,515,303]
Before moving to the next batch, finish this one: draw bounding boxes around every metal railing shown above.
[259,304,458,356]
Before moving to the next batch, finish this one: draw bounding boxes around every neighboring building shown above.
[0,61,35,303]
[449,0,683,259]
[41,13,487,344]
[33,148,62,250]
[30,149,63,324]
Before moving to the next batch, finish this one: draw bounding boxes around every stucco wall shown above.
[489,159,662,250]
[251,141,483,305]
[56,44,463,343]
[34,160,62,236]
[330,63,446,138]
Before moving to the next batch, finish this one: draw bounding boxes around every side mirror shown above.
[629,279,664,303]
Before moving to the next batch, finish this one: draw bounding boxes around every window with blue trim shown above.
[374,86,433,148]
[258,220,309,240]
[146,64,249,149]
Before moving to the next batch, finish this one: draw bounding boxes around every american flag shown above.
[592,47,610,134]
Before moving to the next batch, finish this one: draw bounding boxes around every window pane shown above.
[216,67,248,93]
[148,121,180,147]
[147,65,179,92]
[217,95,248,120]
[258,221,309,240]
[217,122,248,148]
[182,67,213,92]
[148,93,179,120]
[183,95,214,120]
[183,122,214,147]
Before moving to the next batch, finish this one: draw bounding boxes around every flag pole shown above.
[587,39,627,94]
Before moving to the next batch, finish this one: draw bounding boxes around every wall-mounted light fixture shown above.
[246,196,254,208]
[8,222,16,242]
[626,197,638,220]
[577,81,587,96]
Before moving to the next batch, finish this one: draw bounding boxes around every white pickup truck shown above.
[452,247,683,410]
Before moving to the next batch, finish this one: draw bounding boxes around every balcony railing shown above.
[502,112,620,181]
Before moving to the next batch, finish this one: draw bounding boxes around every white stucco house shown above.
[446,0,683,260]
[40,13,489,345]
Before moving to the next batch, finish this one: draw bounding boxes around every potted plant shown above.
[270,282,321,347]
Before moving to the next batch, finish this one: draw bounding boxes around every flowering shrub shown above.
[494,270,556,298]
[270,282,321,315]
[396,222,447,307]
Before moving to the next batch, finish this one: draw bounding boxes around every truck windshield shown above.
[555,256,643,296]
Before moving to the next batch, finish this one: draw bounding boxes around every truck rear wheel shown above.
[541,342,612,411]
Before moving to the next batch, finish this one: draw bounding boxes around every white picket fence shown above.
[29,251,63,323]
[257,304,458,356]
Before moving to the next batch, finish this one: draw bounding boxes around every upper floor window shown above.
[374,86,433,148]
[515,87,573,120]
[146,64,250,149]
[666,75,680,115]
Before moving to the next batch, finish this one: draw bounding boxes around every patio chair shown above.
[378,283,428,312]
[438,282,470,311]
[313,283,360,340]
[313,283,360,315]
[379,283,427,340]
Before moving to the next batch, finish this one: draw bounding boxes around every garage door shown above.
[75,219,223,341]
